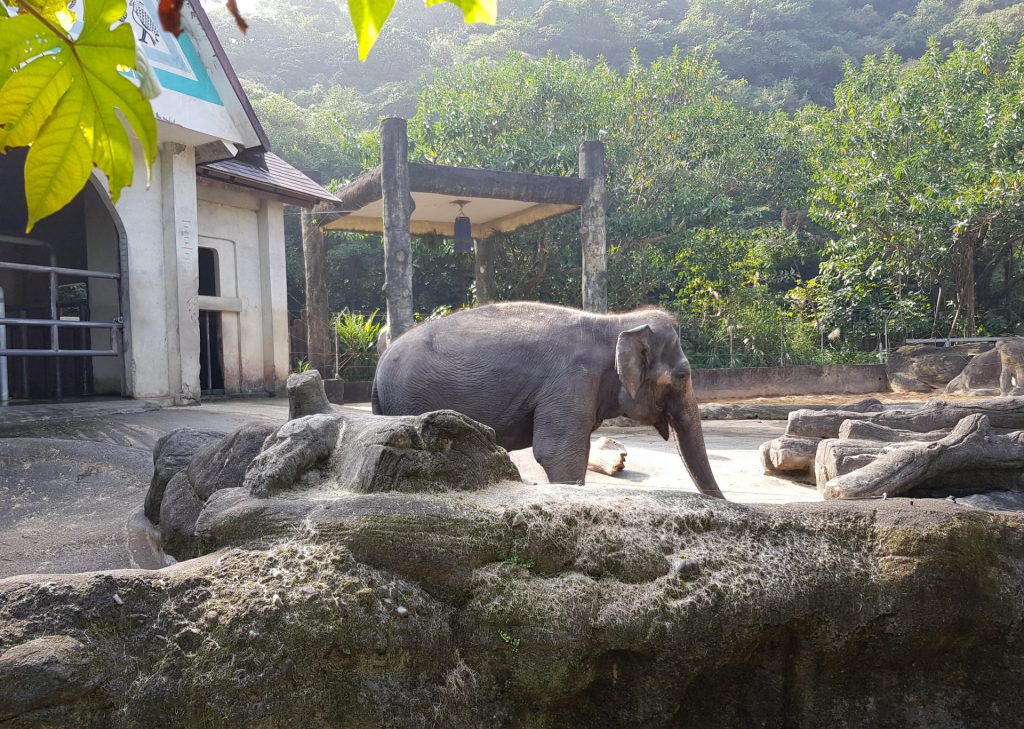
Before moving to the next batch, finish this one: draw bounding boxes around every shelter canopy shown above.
[319,163,588,238]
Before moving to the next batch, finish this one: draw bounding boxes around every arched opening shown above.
[0,149,128,403]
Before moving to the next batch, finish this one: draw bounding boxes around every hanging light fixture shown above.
[451,200,474,253]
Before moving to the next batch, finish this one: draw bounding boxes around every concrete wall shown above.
[105,146,291,403]
[197,181,289,395]
[691,364,889,401]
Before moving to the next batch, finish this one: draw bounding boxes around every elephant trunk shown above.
[669,393,725,499]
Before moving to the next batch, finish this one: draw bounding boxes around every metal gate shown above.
[0,235,124,404]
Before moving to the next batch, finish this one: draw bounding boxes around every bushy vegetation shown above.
[212,1,1024,365]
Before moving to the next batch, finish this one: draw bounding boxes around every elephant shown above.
[371,302,724,498]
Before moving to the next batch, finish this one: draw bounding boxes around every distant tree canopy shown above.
[224,1,1024,362]
[804,35,1024,338]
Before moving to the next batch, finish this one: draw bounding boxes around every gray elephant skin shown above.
[372,302,724,498]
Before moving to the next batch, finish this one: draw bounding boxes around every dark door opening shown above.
[199,310,225,392]
[197,247,224,393]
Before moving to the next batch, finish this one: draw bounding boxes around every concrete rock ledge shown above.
[1,494,1022,729]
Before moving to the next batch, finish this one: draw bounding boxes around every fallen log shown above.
[814,439,915,488]
[761,435,820,473]
[838,420,949,443]
[838,418,1017,442]
[588,436,627,476]
[821,414,1024,499]
[788,396,1024,438]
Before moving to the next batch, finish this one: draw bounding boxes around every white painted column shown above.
[160,142,201,404]
[257,198,290,394]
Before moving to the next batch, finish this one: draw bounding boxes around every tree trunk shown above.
[956,227,978,337]
[821,414,1024,499]
[579,141,607,313]
[300,209,331,375]
[760,435,820,473]
[587,436,627,476]
[838,420,950,443]
[814,438,911,490]
[380,118,415,340]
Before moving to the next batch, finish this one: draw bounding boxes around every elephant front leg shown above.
[532,407,594,484]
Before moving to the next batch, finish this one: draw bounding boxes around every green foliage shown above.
[0,0,157,230]
[805,35,1024,338]
[333,309,382,381]
[409,51,815,314]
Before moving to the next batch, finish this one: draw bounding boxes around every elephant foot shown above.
[588,437,627,477]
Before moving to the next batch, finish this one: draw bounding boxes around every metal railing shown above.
[0,235,124,402]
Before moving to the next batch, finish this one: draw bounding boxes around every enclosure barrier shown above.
[0,235,123,403]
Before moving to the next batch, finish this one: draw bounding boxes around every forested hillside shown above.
[209,0,1024,365]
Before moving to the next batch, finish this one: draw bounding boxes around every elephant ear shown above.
[615,325,652,399]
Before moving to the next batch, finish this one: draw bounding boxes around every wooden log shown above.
[783,398,885,438]
[761,435,820,473]
[814,439,912,489]
[300,209,331,374]
[788,396,1024,438]
[838,419,950,443]
[579,141,607,314]
[380,118,415,340]
[587,436,627,476]
[474,236,497,305]
[822,414,1024,499]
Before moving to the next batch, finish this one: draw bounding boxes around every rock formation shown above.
[4,372,1024,727]
[2,495,1023,728]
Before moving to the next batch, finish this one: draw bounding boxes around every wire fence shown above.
[289,306,951,380]
[290,310,382,381]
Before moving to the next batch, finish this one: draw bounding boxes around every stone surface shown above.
[886,344,984,392]
[997,338,1024,396]
[0,439,151,578]
[156,423,277,561]
[244,410,520,499]
[287,370,335,420]
[945,347,1002,395]
[0,636,97,721]
[1,496,1022,728]
[145,428,223,524]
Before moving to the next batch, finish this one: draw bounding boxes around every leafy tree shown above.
[805,35,1024,337]
[409,51,817,324]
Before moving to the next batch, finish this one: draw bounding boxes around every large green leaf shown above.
[0,0,157,230]
[348,0,495,61]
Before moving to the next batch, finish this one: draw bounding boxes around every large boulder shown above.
[1,495,1022,728]
[149,409,520,561]
[945,347,1002,395]
[886,343,986,392]
[154,422,278,561]
[144,428,224,524]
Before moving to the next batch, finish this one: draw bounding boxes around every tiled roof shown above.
[198,152,339,207]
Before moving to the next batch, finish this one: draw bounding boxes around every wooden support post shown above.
[380,118,415,339]
[474,236,497,305]
[579,141,607,313]
[300,209,331,375]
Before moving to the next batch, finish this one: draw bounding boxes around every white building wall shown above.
[111,142,172,401]
[197,181,288,395]
[104,147,291,402]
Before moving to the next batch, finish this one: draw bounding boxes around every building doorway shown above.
[198,246,225,393]
[0,149,127,403]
